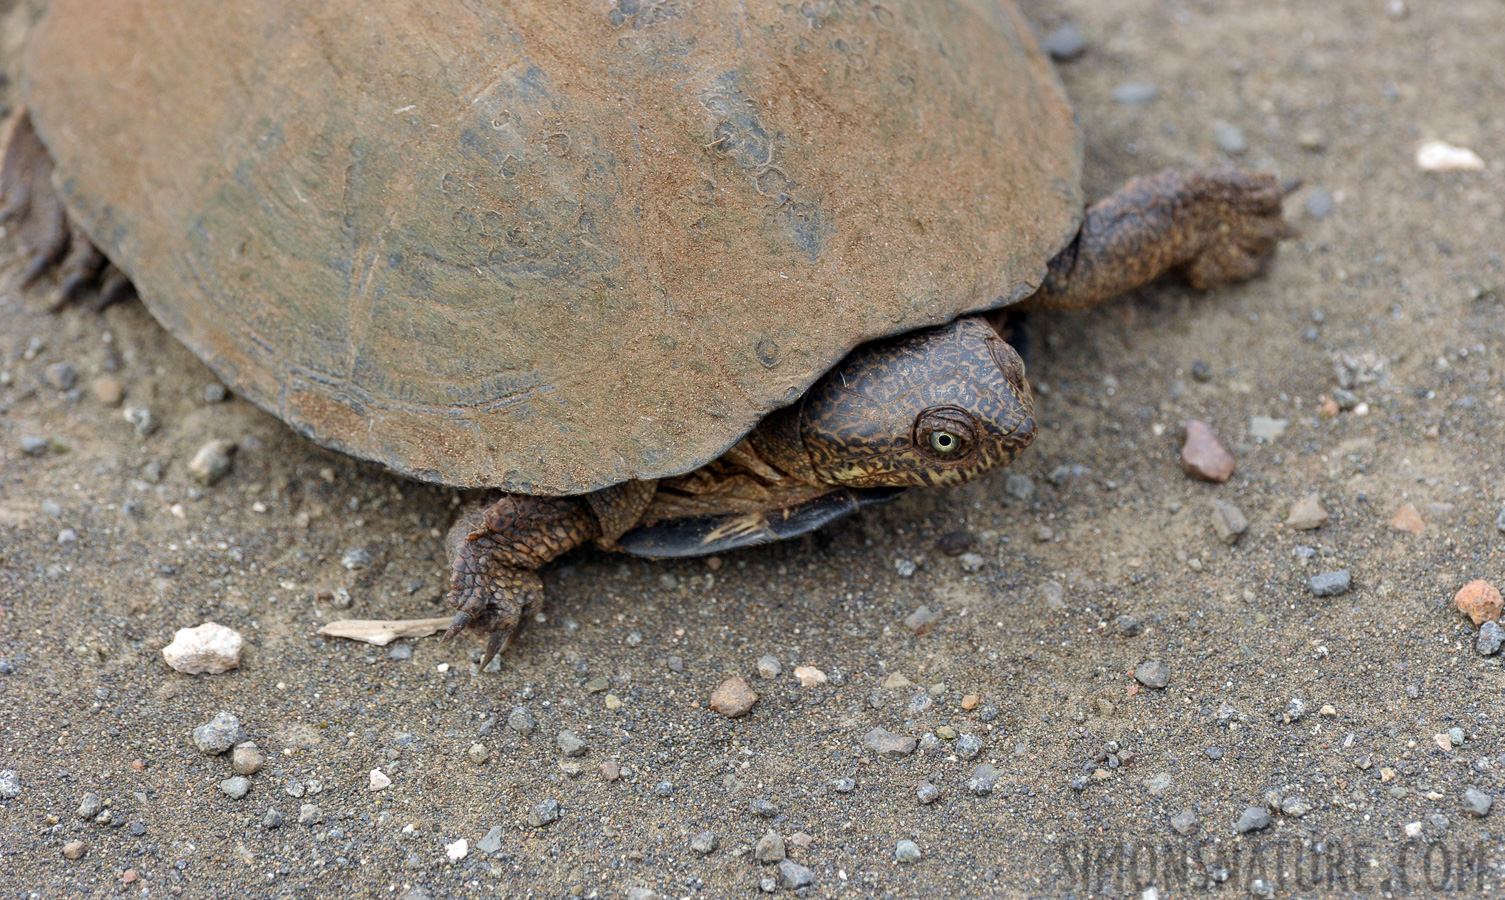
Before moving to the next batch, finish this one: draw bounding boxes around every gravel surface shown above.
[2,1,1505,896]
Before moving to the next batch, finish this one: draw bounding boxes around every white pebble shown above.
[369,769,391,791]
[793,666,827,687]
[445,838,469,861]
[161,622,244,674]
[1416,140,1485,172]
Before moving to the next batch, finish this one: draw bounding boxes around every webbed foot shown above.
[1025,168,1297,311]
[0,109,131,310]
[440,494,601,669]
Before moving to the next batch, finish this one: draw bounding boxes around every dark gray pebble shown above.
[1309,570,1352,597]
[1477,621,1504,656]
[917,782,941,804]
[76,792,104,820]
[654,780,674,796]
[956,733,983,760]
[556,730,587,757]
[478,825,506,854]
[263,808,284,829]
[1236,806,1272,833]
[831,777,856,794]
[528,798,560,827]
[968,764,999,796]
[777,859,814,889]
[191,711,246,755]
[937,529,973,556]
[750,798,778,817]
[1134,660,1170,689]
[690,831,718,855]
[1463,789,1494,817]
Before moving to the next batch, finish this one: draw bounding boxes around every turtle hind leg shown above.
[442,494,603,669]
[1021,169,1297,312]
[0,109,122,310]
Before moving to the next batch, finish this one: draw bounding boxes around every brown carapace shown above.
[3,0,1296,669]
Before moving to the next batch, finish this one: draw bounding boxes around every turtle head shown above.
[798,316,1036,488]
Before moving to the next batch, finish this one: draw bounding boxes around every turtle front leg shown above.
[443,494,602,669]
[0,110,131,309]
[1022,169,1296,312]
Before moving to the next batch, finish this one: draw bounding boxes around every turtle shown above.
[3,0,1293,668]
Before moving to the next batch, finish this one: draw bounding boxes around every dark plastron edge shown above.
[615,487,906,559]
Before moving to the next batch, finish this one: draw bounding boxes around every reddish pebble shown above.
[130,759,146,772]
[123,870,137,884]
[1179,420,1235,482]
[62,840,86,860]
[599,760,620,782]
[1455,580,1503,626]
[709,676,758,718]
[1390,503,1425,535]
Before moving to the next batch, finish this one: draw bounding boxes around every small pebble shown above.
[755,655,782,679]
[1283,698,1307,724]
[298,803,322,825]
[204,382,229,403]
[903,605,941,635]
[917,782,941,804]
[388,643,413,661]
[1170,808,1198,835]
[600,761,621,781]
[709,676,758,717]
[793,666,827,687]
[163,622,244,675]
[45,361,77,391]
[1235,807,1272,833]
[1304,188,1335,219]
[1210,501,1249,546]
[1496,506,1505,534]
[777,859,814,889]
[750,799,778,818]
[191,711,246,755]
[528,799,560,827]
[507,706,535,735]
[369,769,391,791]
[62,840,86,860]
[863,728,916,759]
[690,831,718,855]
[956,734,983,760]
[1249,416,1288,441]
[1308,570,1352,597]
[968,764,999,796]
[1286,494,1329,530]
[77,792,104,820]
[220,776,252,799]
[1463,789,1494,817]
[1112,82,1158,105]
[755,830,786,863]
[231,742,265,775]
[90,376,124,406]
[831,777,856,793]
[654,780,674,796]
[1043,23,1088,60]
[1213,121,1247,155]
[19,435,50,457]
[468,742,491,764]
[445,838,468,861]
[477,826,506,854]
[1134,660,1170,689]
[894,558,917,577]
[1180,421,1235,482]
[263,808,284,829]
[1390,503,1425,534]
[1477,621,1504,656]
[187,439,237,485]
[341,547,372,570]
[1005,473,1035,501]
[936,530,973,555]
[1455,580,1503,625]
[556,731,588,757]
[895,839,922,864]
[957,552,985,572]
[0,770,19,799]
[1416,140,1485,172]
[123,406,158,437]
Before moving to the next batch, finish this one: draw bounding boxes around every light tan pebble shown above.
[90,376,124,406]
[600,761,621,782]
[231,742,265,775]
[62,841,86,860]
[960,694,979,711]
[793,666,827,687]
[1390,503,1425,535]
[882,673,912,690]
[1286,493,1329,530]
[369,769,391,791]
[1319,705,1337,718]
[187,439,237,486]
[1415,140,1485,172]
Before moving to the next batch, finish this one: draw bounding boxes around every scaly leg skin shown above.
[1021,169,1297,312]
[443,494,603,670]
[0,109,127,309]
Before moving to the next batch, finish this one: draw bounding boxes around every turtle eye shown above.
[929,431,961,454]
[914,406,978,461]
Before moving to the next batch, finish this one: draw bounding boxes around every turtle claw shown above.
[477,629,515,673]
[440,611,472,645]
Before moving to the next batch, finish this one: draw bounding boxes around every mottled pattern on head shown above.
[799,316,1036,488]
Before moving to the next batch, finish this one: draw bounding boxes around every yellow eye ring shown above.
[929,431,960,454]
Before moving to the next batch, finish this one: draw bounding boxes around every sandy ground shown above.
[2,0,1505,897]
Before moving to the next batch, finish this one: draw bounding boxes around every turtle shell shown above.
[24,0,1081,494]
